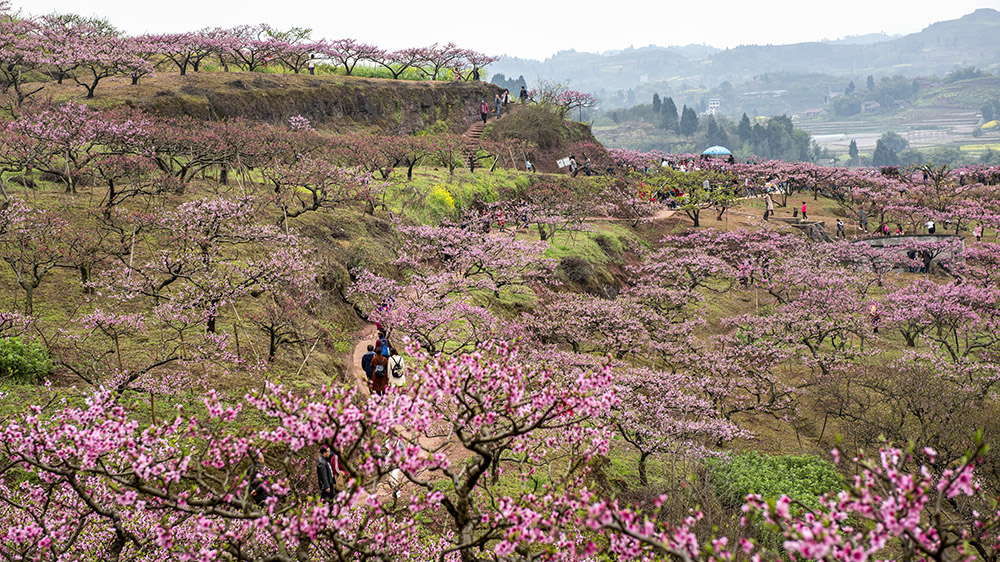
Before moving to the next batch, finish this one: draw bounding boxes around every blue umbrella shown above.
[702,145,732,156]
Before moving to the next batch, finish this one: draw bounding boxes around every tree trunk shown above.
[21,282,33,315]
[638,451,650,487]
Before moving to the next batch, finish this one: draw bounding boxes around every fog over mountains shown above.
[492,9,1000,96]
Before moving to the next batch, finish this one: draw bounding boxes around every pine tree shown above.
[652,93,661,113]
[737,113,752,142]
[866,75,875,91]
[679,105,699,136]
[848,139,859,165]
[661,97,679,131]
[872,139,900,167]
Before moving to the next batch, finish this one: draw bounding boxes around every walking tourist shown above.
[388,348,406,389]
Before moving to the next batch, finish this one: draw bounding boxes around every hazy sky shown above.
[10,0,1000,59]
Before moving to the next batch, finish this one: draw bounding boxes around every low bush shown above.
[707,451,841,511]
[0,337,53,383]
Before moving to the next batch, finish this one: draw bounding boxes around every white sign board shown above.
[556,158,570,169]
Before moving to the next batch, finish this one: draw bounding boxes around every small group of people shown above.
[478,90,513,123]
[360,330,405,396]
[316,445,351,502]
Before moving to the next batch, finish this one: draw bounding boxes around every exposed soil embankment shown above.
[47,72,503,134]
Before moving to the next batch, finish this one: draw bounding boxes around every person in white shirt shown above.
[388,348,406,389]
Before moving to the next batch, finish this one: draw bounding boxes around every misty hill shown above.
[493,9,1000,97]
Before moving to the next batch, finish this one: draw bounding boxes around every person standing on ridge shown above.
[801,201,808,220]
[479,99,489,123]
[519,85,528,104]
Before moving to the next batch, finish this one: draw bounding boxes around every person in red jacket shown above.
[479,100,489,123]
[369,348,390,396]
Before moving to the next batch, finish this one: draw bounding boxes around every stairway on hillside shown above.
[460,103,522,171]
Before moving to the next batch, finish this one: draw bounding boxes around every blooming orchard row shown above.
[4,95,1000,558]
[0,1,497,101]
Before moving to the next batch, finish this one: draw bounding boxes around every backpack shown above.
[373,361,385,377]
[391,358,403,378]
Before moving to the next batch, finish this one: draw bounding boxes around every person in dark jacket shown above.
[361,344,375,382]
[317,446,335,502]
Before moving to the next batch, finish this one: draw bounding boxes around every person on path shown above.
[519,85,528,104]
[801,201,808,220]
[583,158,592,176]
[370,349,389,396]
[925,219,936,234]
[317,446,335,502]
[525,159,533,173]
[765,193,774,218]
[328,450,350,491]
[388,347,406,389]
[974,224,983,242]
[869,303,880,335]
[479,100,489,123]
[361,344,375,382]
[836,219,845,239]
[859,209,868,232]
[502,89,510,107]
[569,155,578,177]
[494,94,502,118]
[307,55,316,75]
[376,330,392,357]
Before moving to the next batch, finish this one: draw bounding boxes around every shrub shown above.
[0,337,53,383]
[484,104,589,149]
[426,185,457,221]
[707,451,841,512]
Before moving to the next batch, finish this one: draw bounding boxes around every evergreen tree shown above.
[737,113,753,142]
[866,75,875,91]
[626,88,636,105]
[872,139,900,167]
[879,131,909,154]
[652,93,661,113]
[679,105,699,136]
[845,80,856,94]
[848,139,859,165]
[661,96,679,131]
[705,115,728,147]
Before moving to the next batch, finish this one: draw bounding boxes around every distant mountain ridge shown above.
[492,9,1000,95]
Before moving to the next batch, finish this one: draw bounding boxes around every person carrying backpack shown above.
[388,348,406,389]
[369,348,389,396]
[376,330,391,358]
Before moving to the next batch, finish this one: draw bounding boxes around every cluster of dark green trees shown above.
[489,73,528,94]
[830,74,920,116]
[606,94,820,161]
